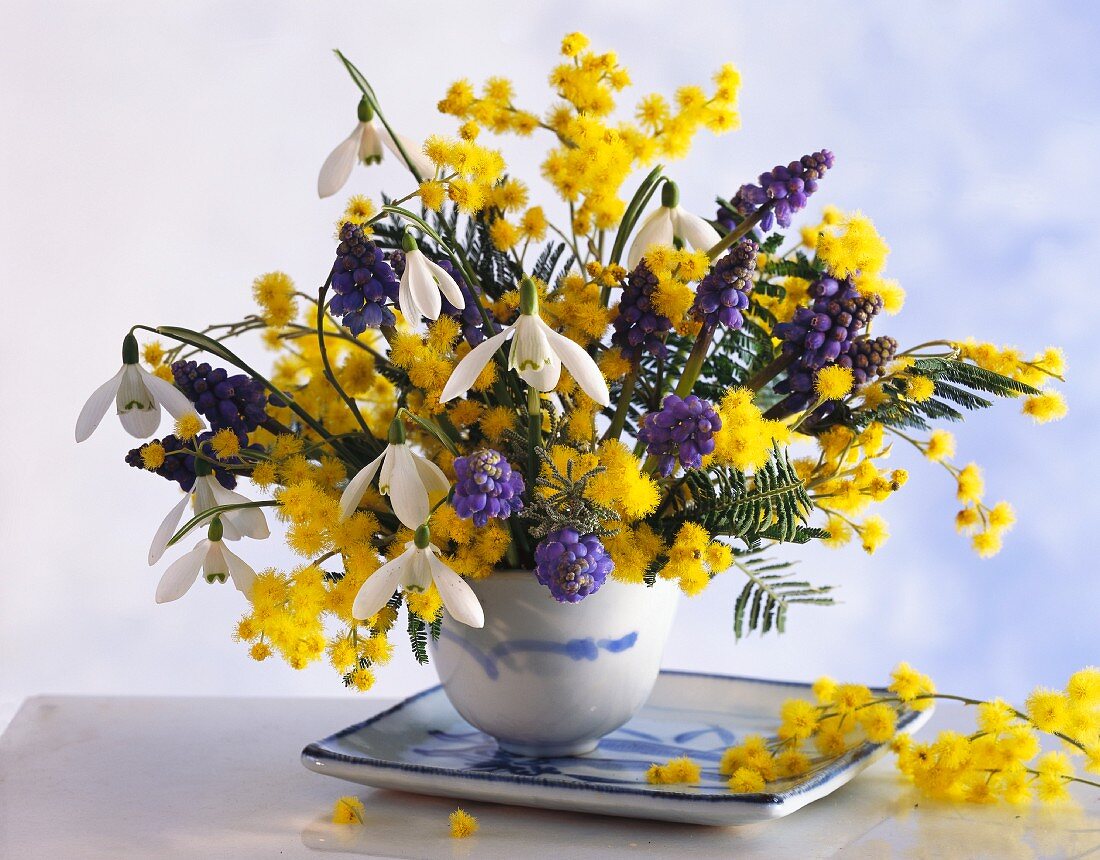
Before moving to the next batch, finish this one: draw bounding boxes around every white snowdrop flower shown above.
[352,524,483,628]
[75,334,195,442]
[339,419,449,529]
[155,518,256,604]
[626,181,721,269]
[318,97,434,198]
[148,459,270,566]
[398,233,465,323]
[440,278,610,406]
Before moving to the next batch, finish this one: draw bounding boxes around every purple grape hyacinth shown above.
[691,238,758,330]
[611,260,673,363]
[837,335,898,387]
[772,276,883,370]
[534,528,614,603]
[125,432,239,491]
[452,449,525,527]
[638,394,722,477]
[329,222,400,334]
[387,249,492,345]
[729,150,835,232]
[171,360,268,443]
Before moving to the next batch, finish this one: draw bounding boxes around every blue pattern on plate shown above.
[301,670,935,824]
[438,627,638,680]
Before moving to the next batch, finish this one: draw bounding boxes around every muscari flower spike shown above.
[626,180,720,269]
[611,259,673,363]
[452,449,525,527]
[440,277,610,407]
[638,393,722,477]
[318,96,434,198]
[76,333,198,442]
[396,233,466,324]
[352,523,484,628]
[125,431,248,492]
[329,222,401,334]
[339,417,450,529]
[730,150,835,232]
[171,360,268,444]
[534,528,613,603]
[773,275,883,369]
[155,517,257,604]
[147,456,269,566]
[691,238,758,330]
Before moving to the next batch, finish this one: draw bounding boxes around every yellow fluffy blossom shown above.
[815,212,890,278]
[140,442,166,470]
[209,428,241,459]
[646,756,702,784]
[1022,390,1067,424]
[448,808,479,838]
[924,429,955,462]
[331,796,365,825]
[816,365,854,400]
[174,412,203,442]
[252,271,298,328]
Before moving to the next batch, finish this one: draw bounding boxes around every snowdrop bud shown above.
[194,456,212,477]
[661,180,679,208]
[519,276,539,315]
[122,332,139,365]
[387,416,406,444]
[401,232,419,253]
[357,96,373,123]
[414,523,432,549]
[208,517,224,543]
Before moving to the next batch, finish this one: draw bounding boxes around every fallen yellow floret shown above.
[449,807,479,838]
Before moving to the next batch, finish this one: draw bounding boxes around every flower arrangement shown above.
[77,33,1066,698]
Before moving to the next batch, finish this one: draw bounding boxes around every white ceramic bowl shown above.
[429,571,680,756]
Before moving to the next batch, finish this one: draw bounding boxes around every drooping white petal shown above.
[385,444,430,528]
[424,259,465,309]
[148,494,191,566]
[411,452,450,496]
[377,122,435,179]
[208,481,270,541]
[155,540,209,604]
[427,550,484,628]
[509,315,561,391]
[403,548,433,593]
[339,451,385,519]
[352,551,410,620]
[541,321,611,406]
[672,206,721,253]
[140,369,195,421]
[318,123,364,199]
[116,364,161,438]
[398,266,424,325]
[404,251,442,321]
[221,543,257,597]
[627,208,674,269]
[439,323,515,402]
[75,366,125,442]
[358,123,384,164]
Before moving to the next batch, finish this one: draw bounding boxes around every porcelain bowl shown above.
[429,571,680,756]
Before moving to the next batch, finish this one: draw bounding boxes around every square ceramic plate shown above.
[301,670,931,826]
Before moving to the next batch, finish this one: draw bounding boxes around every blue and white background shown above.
[2,1,1096,708]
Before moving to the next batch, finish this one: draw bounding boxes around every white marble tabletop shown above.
[1,694,1097,859]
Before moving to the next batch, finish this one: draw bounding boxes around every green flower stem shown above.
[135,324,349,458]
[400,408,460,457]
[705,203,773,261]
[334,50,424,183]
[167,500,279,548]
[602,368,638,442]
[527,384,543,486]
[745,352,795,395]
[316,279,377,442]
[672,324,716,400]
